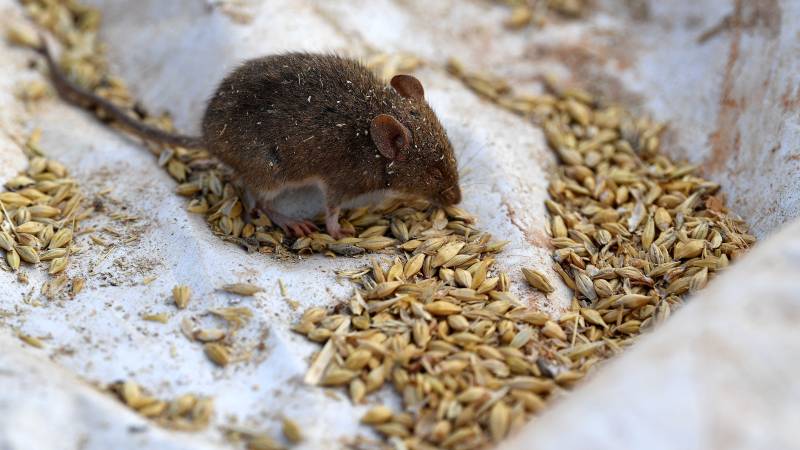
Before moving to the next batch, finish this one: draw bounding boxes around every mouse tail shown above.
[36,38,204,149]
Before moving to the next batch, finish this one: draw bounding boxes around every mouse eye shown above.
[410,110,420,118]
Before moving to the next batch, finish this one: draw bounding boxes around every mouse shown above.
[37,43,462,239]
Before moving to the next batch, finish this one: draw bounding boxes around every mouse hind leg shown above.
[260,201,318,237]
[234,178,318,237]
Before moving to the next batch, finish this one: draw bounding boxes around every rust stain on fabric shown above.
[706,0,782,174]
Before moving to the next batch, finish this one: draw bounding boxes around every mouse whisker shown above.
[456,148,485,173]
[458,170,488,182]
[459,180,494,191]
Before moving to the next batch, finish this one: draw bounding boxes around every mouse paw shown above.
[264,209,318,237]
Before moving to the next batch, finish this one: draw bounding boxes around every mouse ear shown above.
[391,75,425,100]
[371,114,411,161]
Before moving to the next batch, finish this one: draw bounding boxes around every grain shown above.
[505,6,532,29]
[142,313,169,323]
[6,248,20,271]
[15,245,39,264]
[281,417,303,444]
[172,285,191,309]
[204,343,230,366]
[48,256,67,274]
[489,401,511,443]
[6,21,41,48]
[18,332,44,348]
[521,268,554,293]
[221,283,264,296]
[71,277,85,296]
[49,228,73,249]
[424,301,462,316]
[194,328,226,342]
[361,405,393,424]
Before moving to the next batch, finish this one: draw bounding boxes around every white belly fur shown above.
[253,178,402,218]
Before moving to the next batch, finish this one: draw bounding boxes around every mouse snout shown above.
[436,184,462,206]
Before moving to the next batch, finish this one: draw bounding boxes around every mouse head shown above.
[370,74,462,206]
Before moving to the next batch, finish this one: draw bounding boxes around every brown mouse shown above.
[38,43,461,239]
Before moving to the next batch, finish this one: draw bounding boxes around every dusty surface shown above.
[0,0,798,449]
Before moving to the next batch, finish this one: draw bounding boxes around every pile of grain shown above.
[0,129,88,297]
[108,380,214,431]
